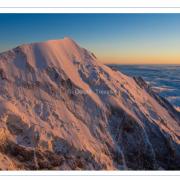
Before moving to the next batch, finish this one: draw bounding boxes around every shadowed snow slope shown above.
[0,37,179,170]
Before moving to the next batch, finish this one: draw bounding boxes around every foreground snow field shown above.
[0,37,179,170]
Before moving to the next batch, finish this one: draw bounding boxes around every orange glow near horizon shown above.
[97,53,180,65]
[99,57,180,65]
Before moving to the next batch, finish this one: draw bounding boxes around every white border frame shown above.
[0,7,180,13]
[0,0,180,177]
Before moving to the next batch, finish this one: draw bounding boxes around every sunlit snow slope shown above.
[0,37,179,170]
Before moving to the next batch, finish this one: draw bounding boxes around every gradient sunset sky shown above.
[0,14,180,64]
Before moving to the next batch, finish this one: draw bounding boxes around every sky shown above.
[0,14,180,64]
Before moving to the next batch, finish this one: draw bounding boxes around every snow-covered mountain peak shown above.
[13,37,97,73]
[0,38,179,170]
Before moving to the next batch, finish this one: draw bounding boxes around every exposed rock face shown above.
[0,37,179,170]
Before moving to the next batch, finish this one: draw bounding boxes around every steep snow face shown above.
[0,38,180,170]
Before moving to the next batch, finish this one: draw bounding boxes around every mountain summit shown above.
[0,38,179,170]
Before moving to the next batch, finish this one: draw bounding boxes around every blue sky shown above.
[0,14,180,64]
